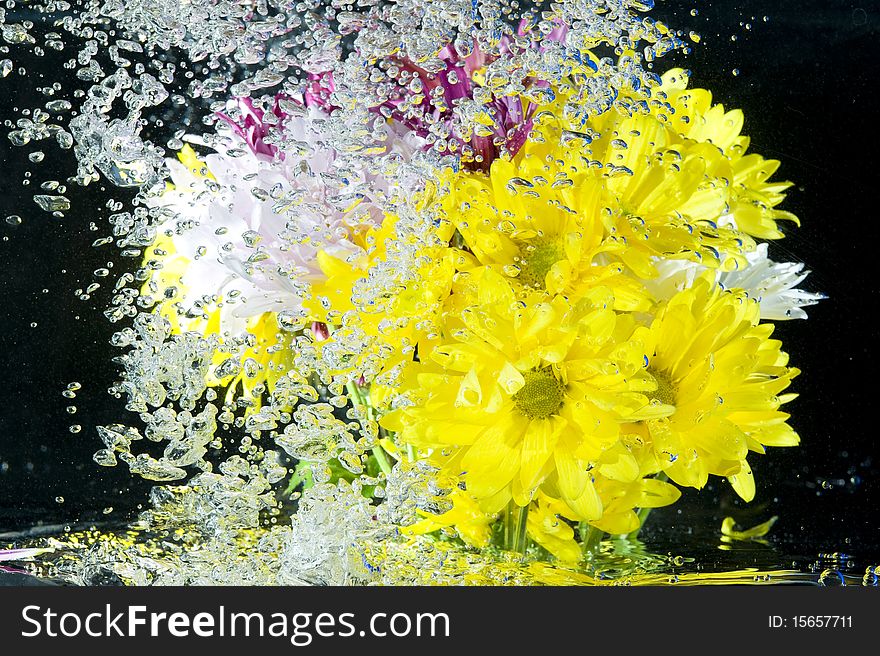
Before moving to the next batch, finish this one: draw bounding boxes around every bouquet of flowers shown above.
[1,0,824,585]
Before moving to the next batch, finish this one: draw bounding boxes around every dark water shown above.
[0,1,878,583]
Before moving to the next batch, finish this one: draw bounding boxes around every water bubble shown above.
[818,569,845,586]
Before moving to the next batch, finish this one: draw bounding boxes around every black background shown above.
[0,1,878,570]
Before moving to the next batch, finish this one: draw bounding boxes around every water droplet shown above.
[33,194,71,212]
[45,100,72,113]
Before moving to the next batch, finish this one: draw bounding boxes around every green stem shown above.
[346,381,392,477]
[503,502,530,554]
[372,447,393,477]
[580,523,605,555]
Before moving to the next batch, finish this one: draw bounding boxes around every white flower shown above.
[718,243,825,320]
[145,100,423,337]
[643,243,824,320]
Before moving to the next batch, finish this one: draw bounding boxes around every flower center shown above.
[647,368,676,406]
[514,237,564,289]
[513,367,565,419]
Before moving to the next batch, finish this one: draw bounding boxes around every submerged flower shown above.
[718,243,826,320]
[437,65,804,300]
[634,274,800,500]
[144,101,381,338]
[376,39,543,170]
[381,271,667,523]
[440,156,651,311]
[655,69,800,240]
[526,494,581,562]
[367,18,574,170]
[401,486,494,549]
[143,96,423,396]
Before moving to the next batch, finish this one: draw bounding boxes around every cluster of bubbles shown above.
[0,0,745,585]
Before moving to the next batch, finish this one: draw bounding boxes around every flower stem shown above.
[371,446,393,477]
[579,523,605,555]
[345,380,392,477]
[503,502,530,554]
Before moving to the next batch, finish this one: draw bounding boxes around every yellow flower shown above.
[481,69,800,282]
[655,68,800,240]
[401,484,494,549]
[591,471,681,534]
[529,104,754,277]
[305,207,459,383]
[440,156,650,311]
[526,494,582,563]
[381,271,665,522]
[634,273,800,500]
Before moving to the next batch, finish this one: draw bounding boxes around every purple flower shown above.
[370,18,570,170]
[215,95,294,158]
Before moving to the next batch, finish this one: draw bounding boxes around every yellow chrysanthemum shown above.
[401,484,494,549]
[655,68,800,240]
[477,69,799,283]
[305,204,461,382]
[527,103,753,277]
[381,270,668,523]
[526,493,582,563]
[633,273,800,500]
[440,155,651,311]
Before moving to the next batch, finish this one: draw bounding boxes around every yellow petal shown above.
[728,459,755,501]
[563,476,602,521]
[519,418,560,493]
